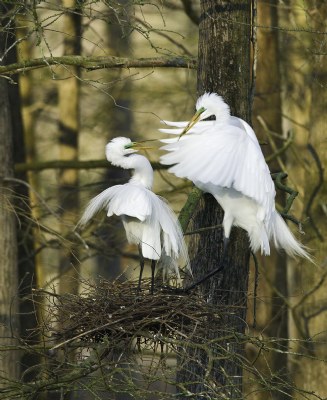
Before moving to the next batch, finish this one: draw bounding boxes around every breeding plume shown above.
[159,92,311,262]
[78,137,190,292]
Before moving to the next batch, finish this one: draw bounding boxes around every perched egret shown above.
[159,93,311,268]
[78,137,190,293]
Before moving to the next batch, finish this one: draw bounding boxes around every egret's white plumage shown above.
[78,137,190,280]
[159,93,311,261]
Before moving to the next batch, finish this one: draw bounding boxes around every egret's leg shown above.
[150,260,156,295]
[138,245,145,292]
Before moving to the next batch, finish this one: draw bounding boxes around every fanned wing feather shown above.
[78,184,153,228]
[106,184,152,221]
[79,182,191,272]
[160,124,275,221]
[78,186,122,228]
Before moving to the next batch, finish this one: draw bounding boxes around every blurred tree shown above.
[283,2,327,397]
[246,2,290,399]
[58,0,82,297]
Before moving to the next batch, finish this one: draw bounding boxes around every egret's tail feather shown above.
[77,188,114,228]
[248,226,270,256]
[271,211,312,262]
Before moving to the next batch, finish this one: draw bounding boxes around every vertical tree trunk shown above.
[0,25,20,383]
[7,38,40,384]
[246,2,289,399]
[58,0,81,296]
[287,2,327,397]
[177,1,252,398]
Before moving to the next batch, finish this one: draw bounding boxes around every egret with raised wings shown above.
[159,93,311,267]
[78,137,190,293]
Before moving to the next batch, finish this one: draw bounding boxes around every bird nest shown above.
[41,279,228,353]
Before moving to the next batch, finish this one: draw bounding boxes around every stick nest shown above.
[44,279,226,351]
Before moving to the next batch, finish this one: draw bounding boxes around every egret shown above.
[159,93,311,276]
[78,137,190,293]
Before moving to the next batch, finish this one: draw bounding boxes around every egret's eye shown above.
[124,142,135,149]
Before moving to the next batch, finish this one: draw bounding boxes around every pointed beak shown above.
[125,142,154,151]
[178,107,206,139]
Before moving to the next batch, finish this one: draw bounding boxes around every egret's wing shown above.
[160,120,189,128]
[159,120,215,136]
[78,186,122,228]
[160,125,275,219]
[140,216,161,260]
[78,184,153,228]
[106,184,153,221]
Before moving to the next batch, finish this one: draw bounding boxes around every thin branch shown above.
[0,55,197,76]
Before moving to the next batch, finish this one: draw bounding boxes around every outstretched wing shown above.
[160,123,275,221]
[78,183,153,228]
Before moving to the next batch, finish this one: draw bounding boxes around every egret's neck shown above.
[109,153,153,189]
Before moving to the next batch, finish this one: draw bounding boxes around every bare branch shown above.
[0,55,197,76]
[14,159,167,172]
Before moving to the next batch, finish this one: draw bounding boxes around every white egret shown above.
[159,93,311,269]
[78,137,190,293]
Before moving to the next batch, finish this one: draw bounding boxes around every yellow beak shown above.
[178,107,206,139]
[125,141,154,151]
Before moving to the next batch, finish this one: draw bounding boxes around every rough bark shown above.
[0,39,20,385]
[7,39,40,384]
[177,1,252,398]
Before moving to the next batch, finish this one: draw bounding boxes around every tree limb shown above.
[0,55,197,76]
[14,159,167,172]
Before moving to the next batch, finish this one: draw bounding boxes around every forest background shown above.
[0,0,326,399]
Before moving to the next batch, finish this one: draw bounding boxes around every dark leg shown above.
[138,245,145,292]
[184,237,230,291]
[150,260,156,295]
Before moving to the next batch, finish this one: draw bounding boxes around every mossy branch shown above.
[0,55,197,76]
[178,187,203,233]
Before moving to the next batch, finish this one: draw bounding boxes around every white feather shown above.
[78,136,191,276]
[159,93,312,261]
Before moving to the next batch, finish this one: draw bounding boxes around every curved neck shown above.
[110,153,153,189]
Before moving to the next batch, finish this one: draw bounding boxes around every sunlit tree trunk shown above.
[282,2,327,397]
[245,2,289,399]
[177,1,252,397]
[16,17,44,289]
[58,0,81,296]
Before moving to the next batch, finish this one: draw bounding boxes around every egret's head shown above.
[106,137,137,158]
[106,137,153,163]
[179,92,230,138]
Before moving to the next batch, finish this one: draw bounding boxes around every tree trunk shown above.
[177,1,252,398]
[287,3,327,397]
[0,25,20,383]
[58,0,81,296]
[6,34,40,384]
[246,2,289,399]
